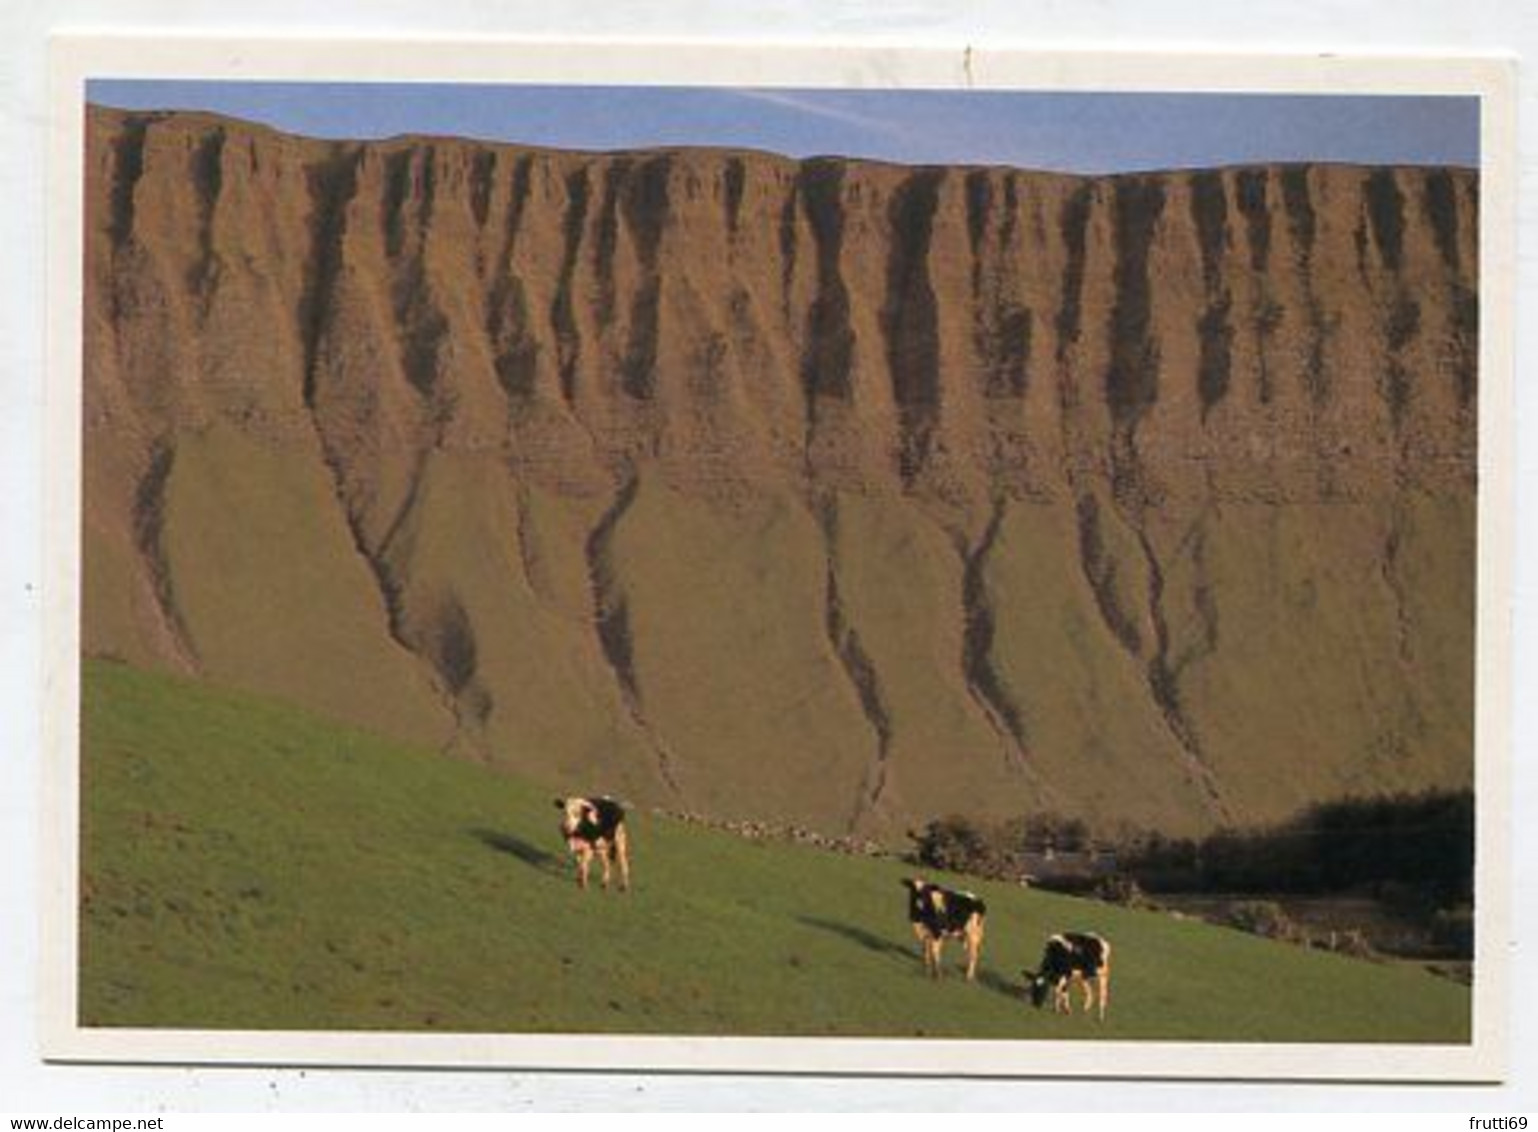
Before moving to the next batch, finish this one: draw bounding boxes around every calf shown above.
[1024,932,1112,1020]
[554,796,631,892]
[902,877,987,981]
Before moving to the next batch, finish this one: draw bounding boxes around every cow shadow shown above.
[470,828,565,877]
[976,967,1027,1002]
[795,915,1026,1001]
[796,915,912,965]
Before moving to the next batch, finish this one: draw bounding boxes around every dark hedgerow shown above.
[907,789,1474,960]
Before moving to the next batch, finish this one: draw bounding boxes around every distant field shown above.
[79,659,1470,1041]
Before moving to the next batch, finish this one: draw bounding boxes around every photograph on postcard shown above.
[59,49,1501,1067]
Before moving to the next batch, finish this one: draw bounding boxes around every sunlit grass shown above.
[80,659,1470,1042]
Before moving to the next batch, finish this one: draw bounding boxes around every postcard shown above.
[41,34,1516,1079]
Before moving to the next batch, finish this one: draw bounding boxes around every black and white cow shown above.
[902,877,987,981]
[1023,932,1112,1020]
[554,796,631,892]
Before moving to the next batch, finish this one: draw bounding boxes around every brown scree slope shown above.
[81,107,1477,837]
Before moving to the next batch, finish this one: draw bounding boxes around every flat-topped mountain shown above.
[82,106,1477,836]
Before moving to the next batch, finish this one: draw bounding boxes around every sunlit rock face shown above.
[83,106,1477,837]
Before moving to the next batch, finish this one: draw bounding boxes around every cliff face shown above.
[81,106,1478,835]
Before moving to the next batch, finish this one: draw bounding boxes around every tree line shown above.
[908,788,1474,908]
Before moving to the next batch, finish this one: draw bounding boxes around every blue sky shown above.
[87,81,1479,174]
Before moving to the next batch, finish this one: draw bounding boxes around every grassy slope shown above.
[614,479,877,827]
[162,425,451,748]
[88,420,1473,838]
[80,660,1469,1041]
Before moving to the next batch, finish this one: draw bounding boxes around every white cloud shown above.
[726,88,910,141]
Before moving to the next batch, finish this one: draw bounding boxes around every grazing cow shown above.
[554,796,631,892]
[1024,932,1112,1020]
[902,877,987,981]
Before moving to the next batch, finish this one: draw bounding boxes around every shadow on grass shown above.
[976,967,1027,1003]
[796,915,915,967]
[471,828,566,877]
[796,914,1026,1002]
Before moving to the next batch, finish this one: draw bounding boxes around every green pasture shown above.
[79,659,1470,1042]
